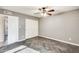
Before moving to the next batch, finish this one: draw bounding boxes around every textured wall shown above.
[19,17,25,41]
[39,9,79,45]
[0,15,4,47]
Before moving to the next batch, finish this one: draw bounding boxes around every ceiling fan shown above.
[34,6,55,16]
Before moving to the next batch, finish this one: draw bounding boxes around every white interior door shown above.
[25,19,38,39]
[8,16,19,45]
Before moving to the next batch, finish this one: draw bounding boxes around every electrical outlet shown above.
[69,37,72,40]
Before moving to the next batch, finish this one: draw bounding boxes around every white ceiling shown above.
[1,6,79,18]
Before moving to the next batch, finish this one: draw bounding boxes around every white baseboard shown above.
[39,35,79,46]
[17,39,26,42]
[17,36,38,42]
[26,36,38,39]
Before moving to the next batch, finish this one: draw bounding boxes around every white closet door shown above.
[25,19,38,39]
[8,16,19,45]
[0,15,4,47]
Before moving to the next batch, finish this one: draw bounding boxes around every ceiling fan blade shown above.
[47,13,52,16]
[34,12,40,14]
[48,9,55,12]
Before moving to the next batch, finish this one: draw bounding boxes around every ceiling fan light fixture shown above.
[34,6,55,17]
[41,13,48,17]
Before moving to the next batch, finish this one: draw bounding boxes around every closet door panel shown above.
[25,19,38,39]
[8,16,19,45]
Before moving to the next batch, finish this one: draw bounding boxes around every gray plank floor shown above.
[1,36,79,53]
[25,36,79,53]
[0,41,25,53]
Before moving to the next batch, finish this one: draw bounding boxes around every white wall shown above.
[8,16,19,45]
[25,19,38,39]
[39,10,79,45]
